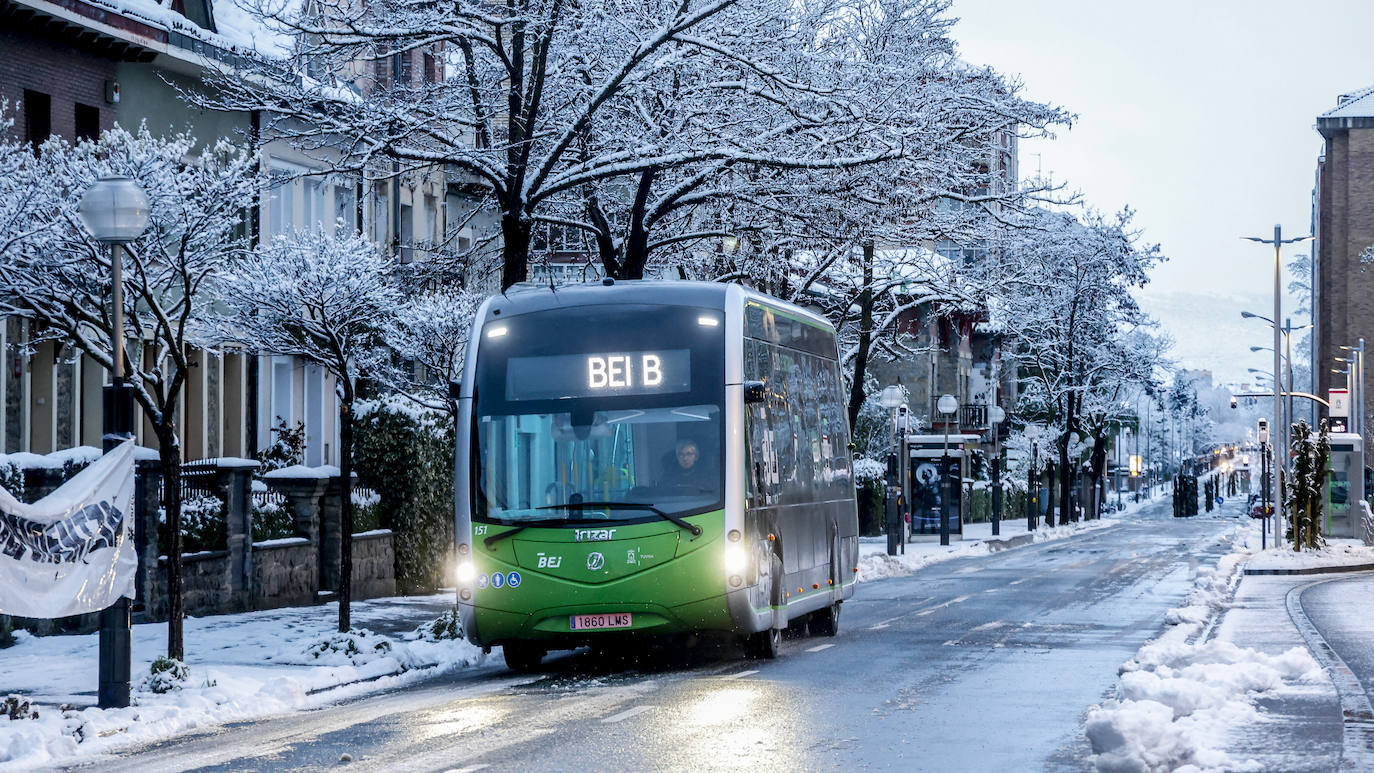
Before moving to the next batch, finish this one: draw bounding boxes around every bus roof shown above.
[486,279,833,331]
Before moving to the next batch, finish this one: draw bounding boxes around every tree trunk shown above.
[846,244,876,431]
[157,431,185,660]
[501,211,531,290]
[1058,434,1074,523]
[1044,461,1057,528]
[1088,438,1108,519]
[338,396,355,632]
[620,167,658,279]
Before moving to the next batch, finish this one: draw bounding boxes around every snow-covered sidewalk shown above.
[0,594,492,769]
[1084,502,1349,772]
[856,491,1164,582]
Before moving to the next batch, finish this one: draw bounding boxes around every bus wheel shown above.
[744,626,780,659]
[503,641,545,672]
[808,603,840,637]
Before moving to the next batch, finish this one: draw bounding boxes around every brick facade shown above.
[0,26,119,145]
[1316,91,1374,458]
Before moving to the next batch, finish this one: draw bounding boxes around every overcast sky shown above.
[950,0,1374,387]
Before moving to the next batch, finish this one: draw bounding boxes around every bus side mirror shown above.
[744,380,768,404]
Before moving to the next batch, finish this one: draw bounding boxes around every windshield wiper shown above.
[537,501,703,538]
[482,517,574,549]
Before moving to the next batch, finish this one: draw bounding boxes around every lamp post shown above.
[878,385,905,556]
[937,394,958,546]
[1243,226,1312,548]
[1340,341,1365,440]
[989,404,1005,536]
[78,175,150,711]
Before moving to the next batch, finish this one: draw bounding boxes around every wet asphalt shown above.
[62,497,1242,773]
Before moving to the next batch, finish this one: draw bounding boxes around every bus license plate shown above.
[570,613,632,631]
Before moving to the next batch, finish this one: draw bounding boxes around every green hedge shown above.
[965,487,1028,523]
[352,400,455,594]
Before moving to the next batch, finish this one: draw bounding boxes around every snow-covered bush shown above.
[0,460,23,499]
[2,694,37,721]
[852,458,887,484]
[251,494,295,542]
[161,494,226,554]
[142,657,190,694]
[256,418,305,473]
[413,608,463,642]
[299,630,393,666]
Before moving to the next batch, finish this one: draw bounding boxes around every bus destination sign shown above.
[506,349,691,401]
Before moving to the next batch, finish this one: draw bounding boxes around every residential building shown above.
[1315,85,1374,458]
[0,0,454,464]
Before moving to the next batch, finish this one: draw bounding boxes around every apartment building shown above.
[1315,85,1374,458]
[0,0,456,463]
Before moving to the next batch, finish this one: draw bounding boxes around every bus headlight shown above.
[456,560,476,585]
[724,545,747,574]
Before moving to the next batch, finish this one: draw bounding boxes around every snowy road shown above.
[56,499,1242,772]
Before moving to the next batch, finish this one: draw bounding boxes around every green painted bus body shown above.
[466,511,734,645]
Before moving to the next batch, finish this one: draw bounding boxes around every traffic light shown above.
[1229,396,1238,409]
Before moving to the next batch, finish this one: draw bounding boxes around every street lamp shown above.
[936,394,958,546]
[78,175,150,711]
[1242,226,1312,549]
[1339,342,1365,440]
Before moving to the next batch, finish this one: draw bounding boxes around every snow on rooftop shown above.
[78,0,297,59]
[1320,84,1374,120]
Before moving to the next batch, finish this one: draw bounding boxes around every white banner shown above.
[0,439,137,618]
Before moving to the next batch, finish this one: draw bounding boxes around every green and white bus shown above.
[454,280,859,670]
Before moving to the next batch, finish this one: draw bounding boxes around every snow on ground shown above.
[855,492,1163,583]
[1084,521,1327,773]
[1245,537,1374,571]
[0,595,490,769]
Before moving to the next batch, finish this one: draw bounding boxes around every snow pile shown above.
[856,518,1116,582]
[0,602,486,769]
[1245,538,1374,572]
[1085,524,1324,772]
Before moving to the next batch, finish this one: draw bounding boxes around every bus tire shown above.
[744,625,780,659]
[808,602,840,637]
[502,641,545,672]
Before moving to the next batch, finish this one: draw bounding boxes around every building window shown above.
[74,103,100,142]
[303,178,325,231]
[400,51,412,85]
[334,184,356,233]
[23,90,51,152]
[271,356,294,429]
[268,173,295,236]
[423,52,436,83]
[373,57,390,89]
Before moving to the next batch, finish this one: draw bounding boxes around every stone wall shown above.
[351,531,397,600]
[251,538,317,610]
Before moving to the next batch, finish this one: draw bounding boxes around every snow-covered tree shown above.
[1078,331,1170,516]
[385,287,484,422]
[215,230,404,632]
[0,126,259,659]
[996,207,1164,524]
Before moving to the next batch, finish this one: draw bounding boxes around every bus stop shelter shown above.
[901,433,979,542]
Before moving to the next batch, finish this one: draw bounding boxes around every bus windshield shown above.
[471,302,726,526]
[476,404,722,524]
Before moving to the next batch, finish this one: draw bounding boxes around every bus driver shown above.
[661,439,715,493]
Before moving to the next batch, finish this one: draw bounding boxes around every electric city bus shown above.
[453,280,859,670]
